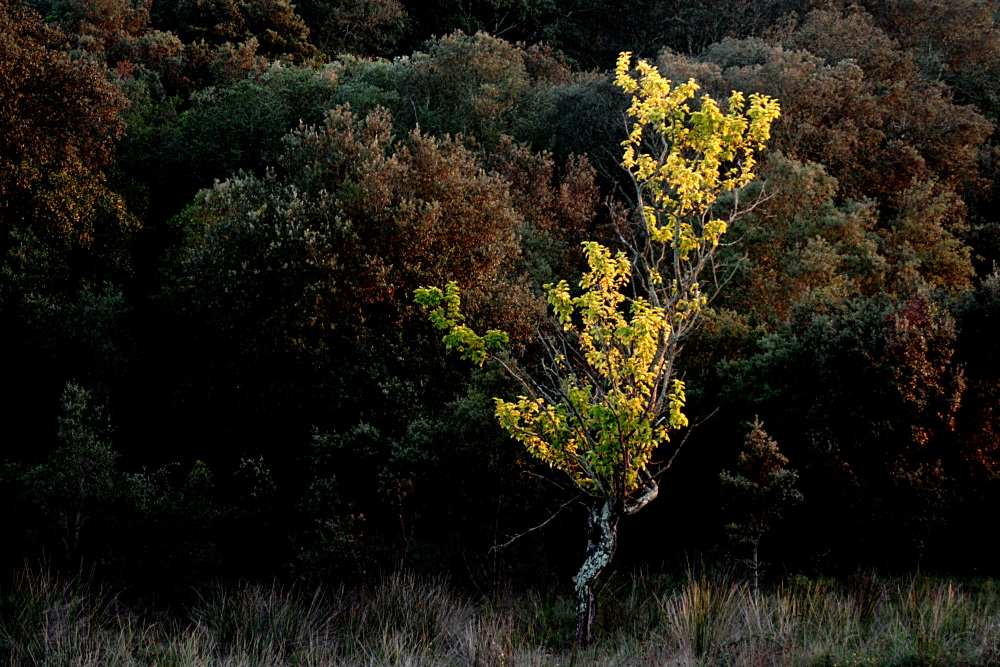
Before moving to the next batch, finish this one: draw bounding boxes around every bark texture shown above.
[574,500,618,646]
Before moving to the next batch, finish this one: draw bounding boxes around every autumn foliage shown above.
[5,0,1000,626]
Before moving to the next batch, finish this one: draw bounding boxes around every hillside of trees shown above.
[4,0,1000,615]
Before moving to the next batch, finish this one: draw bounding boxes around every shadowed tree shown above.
[10,384,120,561]
[855,0,1000,120]
[720,418,802,597]
[0,0,135,299]
[166,0,316,59]
[656,8,993,211]
[295,0,407,56]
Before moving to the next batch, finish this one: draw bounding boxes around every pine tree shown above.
[720,418,802,597]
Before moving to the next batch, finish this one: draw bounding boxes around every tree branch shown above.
[490,492,586,551]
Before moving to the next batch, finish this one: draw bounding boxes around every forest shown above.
[4,0,1000,663]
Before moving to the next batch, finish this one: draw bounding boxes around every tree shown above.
[46,0,153,58]
[171,63,341,185]
[854,0,1000,121]
[169,0,315,60]
[720,418,802,597]
[397,31,542,145]
[294,0,407,56]
[0,0,141,456]
[483,136,598,287]
[416,52,780,645]
[656,10,993,211]
[717,290,968,565]
[0,0,135,298]
[159,103,579,533]
[709,150,974,329]
[9,383,120,561]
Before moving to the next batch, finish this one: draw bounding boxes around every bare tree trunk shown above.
[574,500,618,646]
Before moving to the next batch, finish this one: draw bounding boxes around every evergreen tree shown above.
[720,418,802,597]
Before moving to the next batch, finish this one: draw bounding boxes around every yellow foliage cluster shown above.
[495,242,688,494]
[615,52,780,254]
[418,52,779,501]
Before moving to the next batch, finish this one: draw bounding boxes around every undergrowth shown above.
[2,566,999,665]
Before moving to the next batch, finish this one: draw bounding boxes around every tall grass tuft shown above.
[191,581,336,662]
[0,566,154,667]
[659,572,745,662]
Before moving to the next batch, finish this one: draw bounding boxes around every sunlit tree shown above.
[417,52,779,645]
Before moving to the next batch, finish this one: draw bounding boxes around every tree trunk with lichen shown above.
[574,500,619,646]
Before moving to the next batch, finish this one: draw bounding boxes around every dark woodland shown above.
[5,0,1000,662]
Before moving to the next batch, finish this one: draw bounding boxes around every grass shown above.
[2,566,1000,665]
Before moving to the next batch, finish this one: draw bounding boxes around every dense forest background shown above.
[4,0,1000,601]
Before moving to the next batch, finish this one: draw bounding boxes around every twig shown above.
[490,493,585,551]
